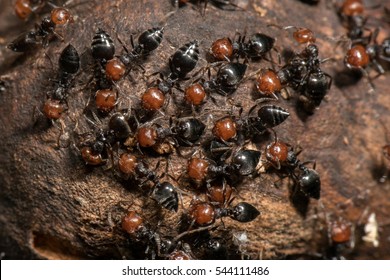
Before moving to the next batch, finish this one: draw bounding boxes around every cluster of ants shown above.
[6,0,388,259]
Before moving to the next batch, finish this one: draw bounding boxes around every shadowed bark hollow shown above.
[0,0,390,259]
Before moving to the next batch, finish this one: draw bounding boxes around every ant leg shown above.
[56,119,71,149]
[113,28,130,54]
[360,68,375,93]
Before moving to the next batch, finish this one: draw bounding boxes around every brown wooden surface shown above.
[0,0,390,259]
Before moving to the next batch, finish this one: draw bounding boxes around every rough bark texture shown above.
[0,0,390,259]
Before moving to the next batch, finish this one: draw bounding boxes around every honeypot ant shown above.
[8,6,73,52]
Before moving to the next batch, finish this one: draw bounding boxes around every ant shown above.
[75,112,132,166]
[122,210,214,258]
[268,24,316,46]
[203,62,247,96]
[188,197,260,226]
[186,156,236,185]
[324,216,355,259]
[90,29,116,90]
[207,142,263,176]
[118,152,179,212]
[344,29,390,91]
[140,41,199,113]
[105,27,164,82]
[14,0,46,20]
[336,0,383,45]
[207,100,289,145]
[135,116,206,153]
[179,62,247,110]
[261,134,321,199]
[278,44,332,112]
[241,100,290,137]
[43,44,80,120]
[8,6,73,52]
[210,32,276,61]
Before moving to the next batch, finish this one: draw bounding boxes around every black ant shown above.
[140,41,199,113]
[178,62,247,111]
[203,62,248,96]
[206,99,289,145]
[210,32,276,61]
[90,29,116,90]
[43,44,80,120]
[75,111,133,166]
[186,155,236,185]
[188,197,260,226]
[8,6,73,52]
[118,152,179,212]
[278,44,332,112]
[135,116,206,153]
[262,134,321,199]
[122,210,214,258]
[344,29,390,91]
[105,27,164,82]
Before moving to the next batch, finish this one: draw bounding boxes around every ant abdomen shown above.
[257,105,290,128]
